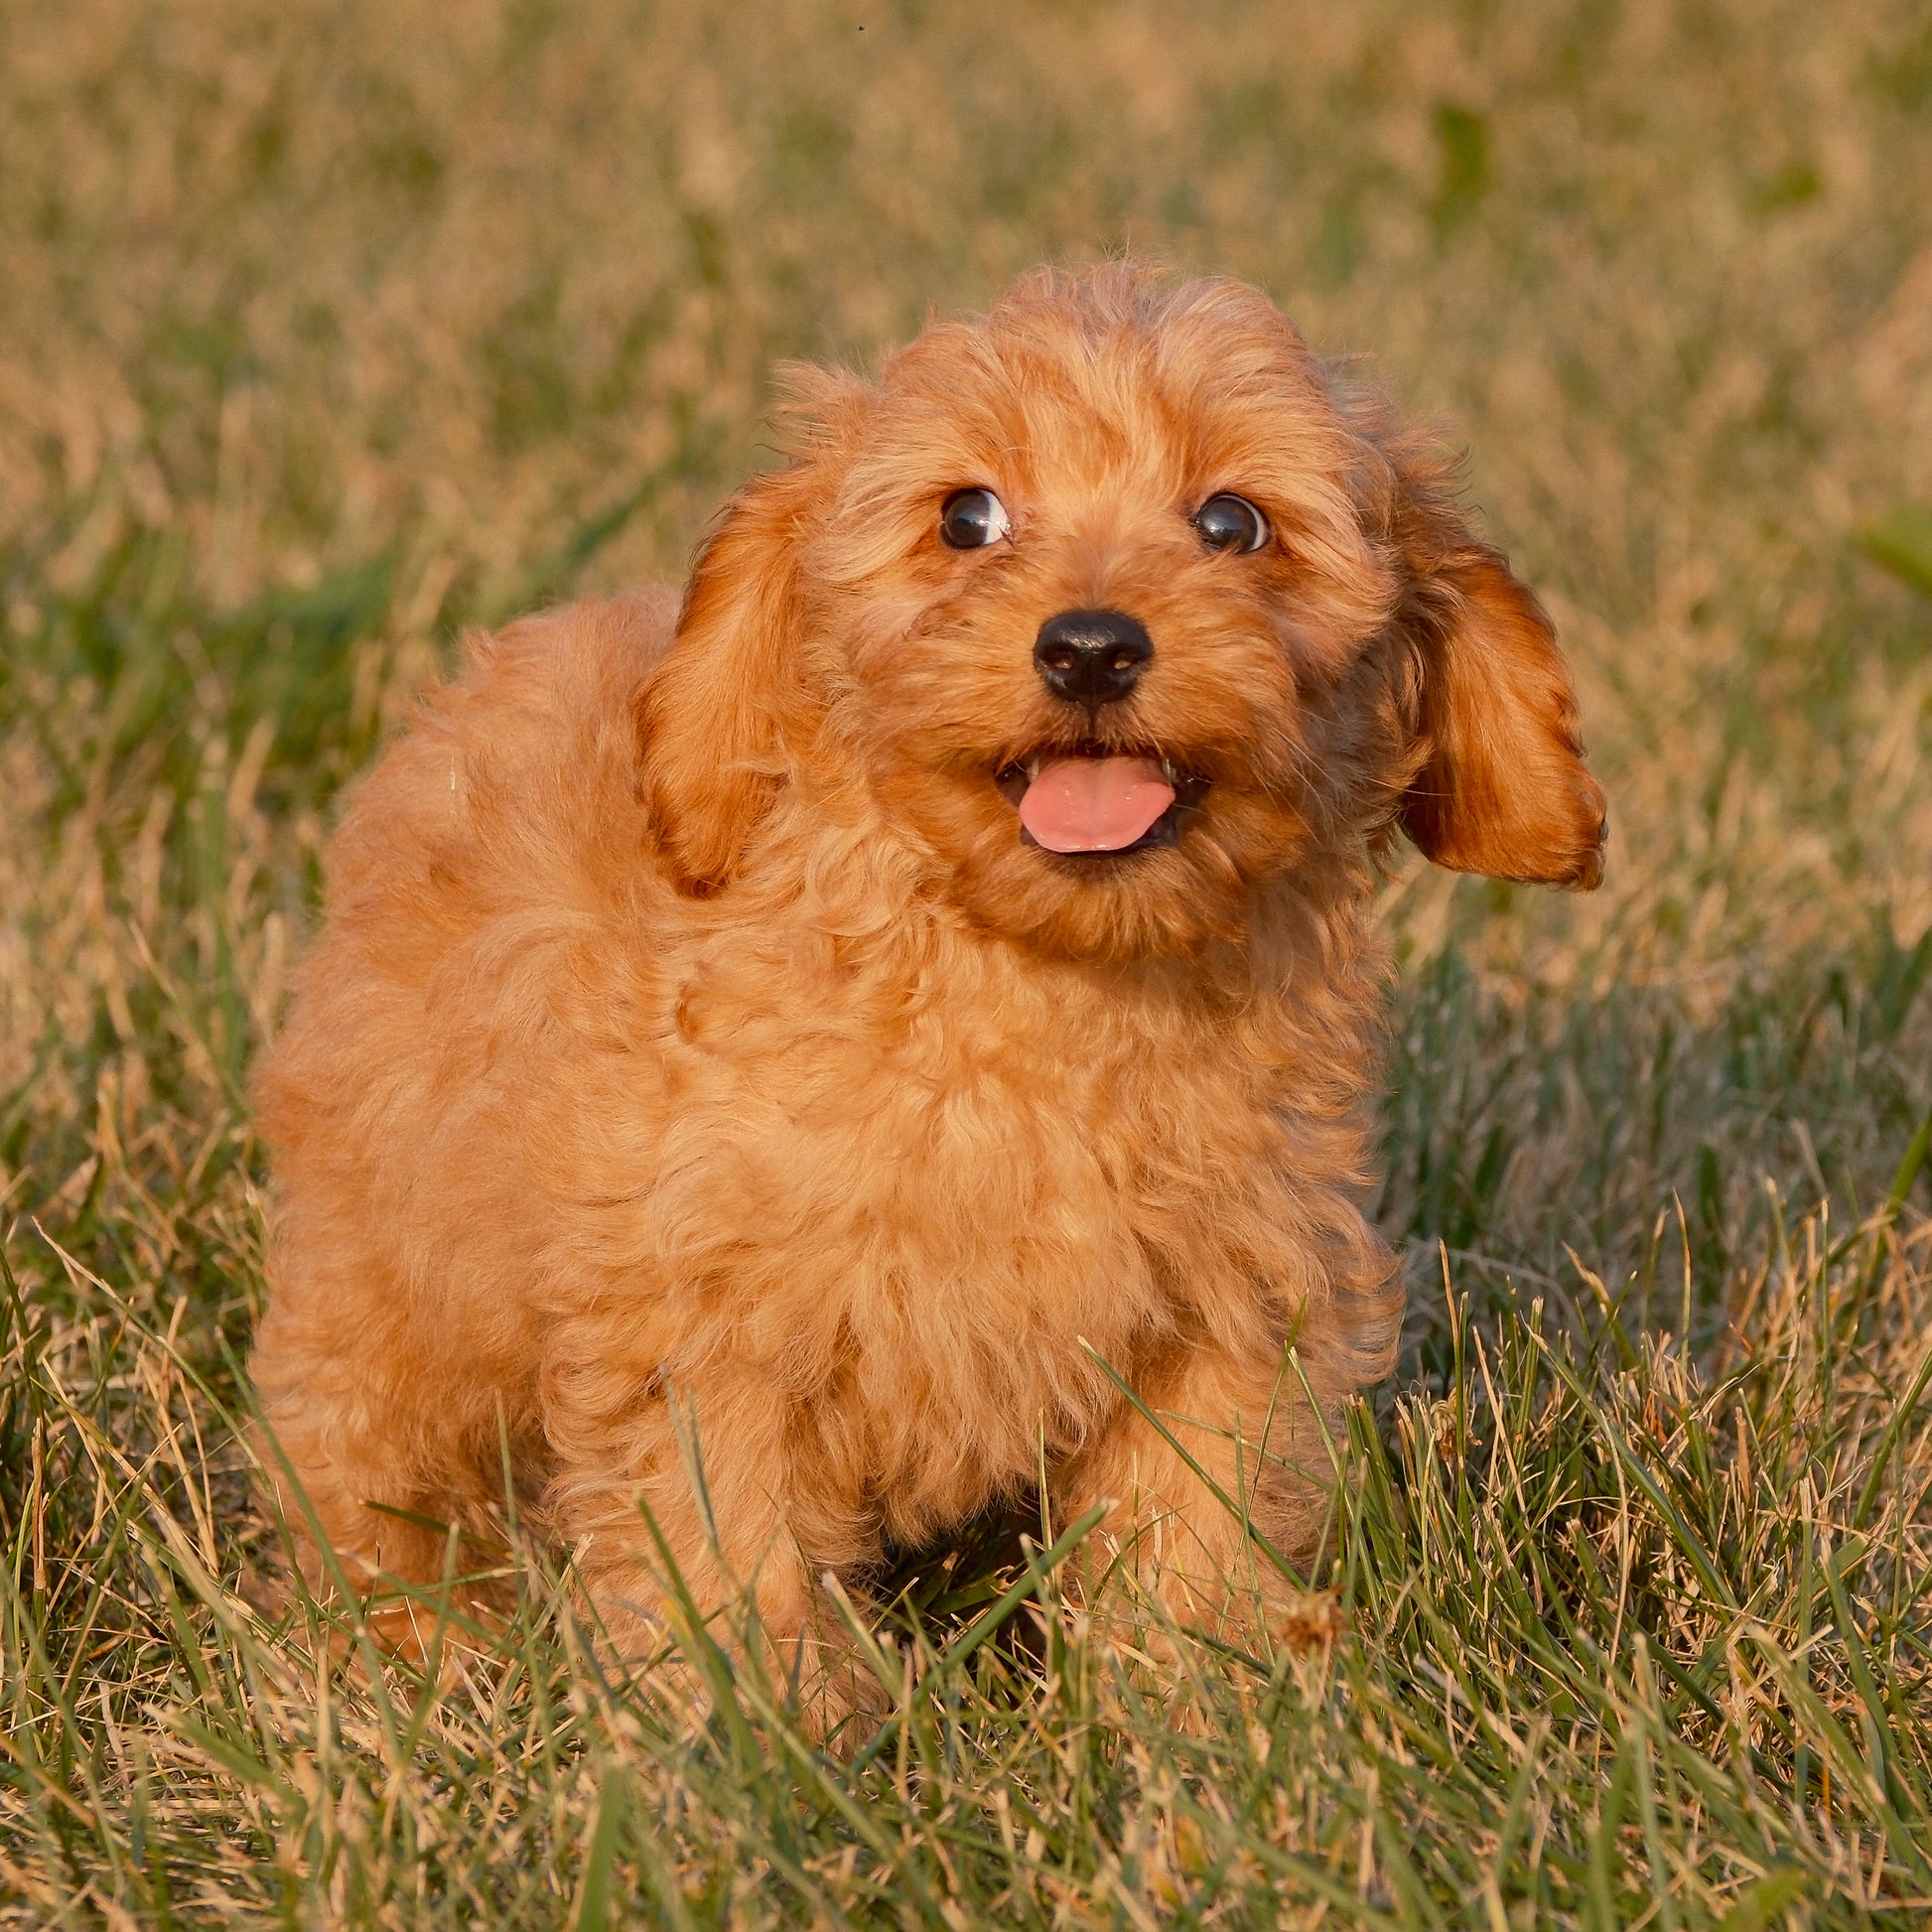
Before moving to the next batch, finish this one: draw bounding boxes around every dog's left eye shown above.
[1192,493,1270,554]
[940,487,1013,549]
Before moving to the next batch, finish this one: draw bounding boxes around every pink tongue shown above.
[1019,756,1175,854]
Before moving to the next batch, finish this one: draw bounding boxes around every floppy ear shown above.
[637,461,821,892]
[1393,485,1606,889]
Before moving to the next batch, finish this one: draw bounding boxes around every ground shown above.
[2,0,1931,1923]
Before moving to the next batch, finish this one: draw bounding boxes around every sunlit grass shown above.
[3,0,1931,1922]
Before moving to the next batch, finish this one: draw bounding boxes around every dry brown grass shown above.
[3,0,1931,1923]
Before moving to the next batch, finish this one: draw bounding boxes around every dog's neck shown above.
[691,772,1390,1105]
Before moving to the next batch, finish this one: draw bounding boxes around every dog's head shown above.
[640,264,1604,959]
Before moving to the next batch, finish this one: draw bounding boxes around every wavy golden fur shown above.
[249,263,1603,1712]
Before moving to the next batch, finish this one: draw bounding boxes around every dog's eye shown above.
[1192,493,1270,554]
[939,487,1013,549]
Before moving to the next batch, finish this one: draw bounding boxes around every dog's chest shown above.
[651,931,1311,1451]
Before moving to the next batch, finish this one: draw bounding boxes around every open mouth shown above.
[995,749,1211,858]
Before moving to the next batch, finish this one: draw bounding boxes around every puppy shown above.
[249,263,1602,1698]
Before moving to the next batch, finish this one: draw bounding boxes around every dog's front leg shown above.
[543,1364,886,1737]
[1053,1336,1345,1642]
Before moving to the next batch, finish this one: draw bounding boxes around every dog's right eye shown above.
[939,487,1013,549]
[1192,492,1270,554]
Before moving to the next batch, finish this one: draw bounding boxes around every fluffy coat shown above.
[250,264,1603,1694]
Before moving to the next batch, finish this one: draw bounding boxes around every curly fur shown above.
[249,263,1603,1697]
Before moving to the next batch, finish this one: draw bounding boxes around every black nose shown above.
[1033,609,1153,708]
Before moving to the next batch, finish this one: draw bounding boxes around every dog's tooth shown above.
[1161,756,1178,784]
[1026,756,1041,780]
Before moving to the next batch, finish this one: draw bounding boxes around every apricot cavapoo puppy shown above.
[250,263,1603,1699]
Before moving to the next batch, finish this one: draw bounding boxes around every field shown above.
[4,0,1932,1923]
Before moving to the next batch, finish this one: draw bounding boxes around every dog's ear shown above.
[1389,462,1606,890]
[637,459,822,893]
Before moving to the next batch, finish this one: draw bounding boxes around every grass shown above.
[3,0,1931,1922]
